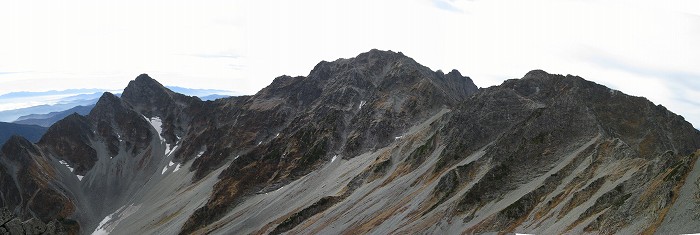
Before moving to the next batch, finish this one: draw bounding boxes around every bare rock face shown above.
[38,114,96,175]
[0,137,75,223]
[178,49,479,234]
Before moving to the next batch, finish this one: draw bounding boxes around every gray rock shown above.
[21,218,45,235]
[42,220,56,235]
[0,226,8,235]
[0,208,12,226]
[4,218,23,235]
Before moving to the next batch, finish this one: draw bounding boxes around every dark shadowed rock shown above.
[0,208,11,226]
[39,114,96,175]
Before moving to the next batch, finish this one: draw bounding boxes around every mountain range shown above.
[0,49,699,235]
[0,122,47,146]
[0,87,234,132]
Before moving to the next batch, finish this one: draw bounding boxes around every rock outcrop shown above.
[0,207,71,235]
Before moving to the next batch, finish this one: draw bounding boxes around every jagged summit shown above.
[122,74,176,108]
[522,69,552,79]
[88,92,128,119]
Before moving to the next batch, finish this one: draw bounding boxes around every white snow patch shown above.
[195,150,205,159]
[59,160,74,172]
[234,155,240,161]
[168,161,175,167]
[161,165,168,174]
[174,163,182,172]
[144,115,165,142]
[359,100,366,110]
[77,175,84,181]
[257,141,262,146]
[164,145,178,157]
[275,133,280,138]
[91,204,141,235]
[394,135,403,140]
[331,155,337,163]
[92,213,113,235]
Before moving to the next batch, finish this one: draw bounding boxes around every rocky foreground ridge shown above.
[1,49,699,234]
[0,207,73,235]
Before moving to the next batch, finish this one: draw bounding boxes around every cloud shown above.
[0,71,26,75]
[432,0,464,13]
[586,53,700,90]
[186,53,242,59]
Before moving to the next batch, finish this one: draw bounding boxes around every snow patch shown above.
[165,145,178,157]
[59,160,74,173]
[257,141,262,146]
[161,165,168,174]
[331,155,337,163]
[144,115,165,142]
[275,133,280,138]
[394,135,403,140]
[91,204,141,235]
[358,100,366,110]
[234,155,240,161]
[174,163,182,172]
[77,175,84,181]
[168,161,174,167]
[92,213,113,235]
[195,150,205,159]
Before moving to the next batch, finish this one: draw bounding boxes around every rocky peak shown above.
[121,73,198,116]
[1,136,39,164]
[121,74,199,145]
[88,92,130,121]
[38,113,97,175]
[308,49,421,87]
[121,74,172,107]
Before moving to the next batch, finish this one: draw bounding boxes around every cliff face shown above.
[0,50,698,235]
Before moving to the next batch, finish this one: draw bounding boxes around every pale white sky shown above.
[1,0,699,127]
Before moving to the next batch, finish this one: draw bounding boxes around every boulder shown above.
[0,208,11,226]
[4,218,23,235]
[21,218,45,235]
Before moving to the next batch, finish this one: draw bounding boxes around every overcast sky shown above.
[0,0,699,127]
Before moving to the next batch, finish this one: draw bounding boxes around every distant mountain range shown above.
[0,122,46,145]
[0,87,235,123]
[0,92,105,122]
[13,105,95,127]
[0,88,107,100]
[0,86,235,148]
